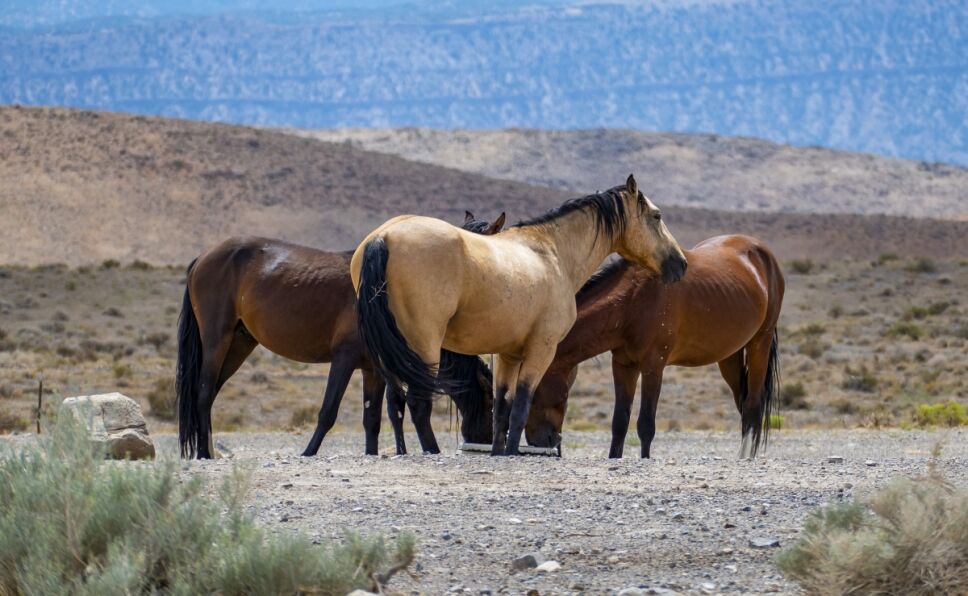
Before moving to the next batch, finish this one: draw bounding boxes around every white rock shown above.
[535,560,561,572]
[61,392,154,460]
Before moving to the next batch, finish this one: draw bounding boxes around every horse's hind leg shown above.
[196,329,235,460]
[740,331,777,457]
[386,383,407,455]
[361,369,386,455]
[505,347,556,456]
[206,326,258,457]
[406,387,440,454]
[717,349,746,415]
[608,359,640,459]
[302,348,357,457]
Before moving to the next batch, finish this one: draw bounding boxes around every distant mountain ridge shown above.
[1,106,965,266]
[297,128,968,220]
[2,0,967,165]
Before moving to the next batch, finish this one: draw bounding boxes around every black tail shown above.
[356,238,444,397]
[176,258,202,459]
[741,329,780,458]
[440,350,493,442]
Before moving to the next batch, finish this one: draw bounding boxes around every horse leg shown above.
[505,348,556,456]
[491,355,522,456]
[206,327,258,457]
[740,331,778,458]
[386,383,408,455]
[196,333,234,460]
[608,359,640,459]
[636,368,664,459]
[301,348,357,457]
[406,387,440,454]
[717,349,746,415]
[361,369,386,456]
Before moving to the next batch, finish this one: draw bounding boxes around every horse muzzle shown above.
[661,253,688,283]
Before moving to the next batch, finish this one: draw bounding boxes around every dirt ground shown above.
[146,428,968,595]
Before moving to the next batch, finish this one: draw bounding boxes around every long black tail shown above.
[176,258,202,459]
[742,329,780,458]
[356,238,444,396]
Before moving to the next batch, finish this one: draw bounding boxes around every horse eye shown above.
[653,212,662,222]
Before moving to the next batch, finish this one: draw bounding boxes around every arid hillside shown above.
[1,106,966,266]
[300,128,968,220]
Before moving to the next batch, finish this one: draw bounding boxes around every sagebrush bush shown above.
[777,457,968,595]
[905,257,938,274]
[914,401,968,427]
[790,259,814,274]
[841,366,878,393]
[781,382,809,410]
[0,416,414,594]
[146,377,176,421]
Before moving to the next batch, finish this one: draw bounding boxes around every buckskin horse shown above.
[353,175,687,456]
[525,234,784,458]
[176,212,505,459]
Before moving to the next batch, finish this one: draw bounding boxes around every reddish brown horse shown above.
[176,212,504,459]
[525,235,784,458]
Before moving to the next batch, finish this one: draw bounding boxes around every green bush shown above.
[777,459,968,595]
[914,401,968,427]
[145,378,176,421]
[0,416,415,594]
[768,415,785,430]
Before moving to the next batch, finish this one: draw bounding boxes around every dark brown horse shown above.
[176,212,505,459]
[525,234,784,458]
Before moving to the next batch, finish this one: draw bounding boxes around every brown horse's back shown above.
[190,237,358,364]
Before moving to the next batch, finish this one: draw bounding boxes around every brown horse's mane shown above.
[513,186,630,242]
[575,256,632,301]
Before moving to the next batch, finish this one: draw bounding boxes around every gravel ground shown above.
[150,428,968,595]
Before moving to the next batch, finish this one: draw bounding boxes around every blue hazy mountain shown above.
[2,1,966,165]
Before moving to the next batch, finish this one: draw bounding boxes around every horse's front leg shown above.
[504,348,556,456]
[491,355,522,456]
[609,358,640,459]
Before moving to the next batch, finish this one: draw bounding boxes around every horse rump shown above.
[355,238,450,397]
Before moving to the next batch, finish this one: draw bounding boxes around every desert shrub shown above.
[905,302,949,321]
[841,366,878,393]
[0,415,415,594]
[781,382,809,410]
[146,377,176,421]
[289,405,317,428]
[777,458,968,595]
[103,306,124,318]
[878,252,899,264]
[128,259,153,270]
[790,259,814,274]
[828,304,843,319]
[798,337,824,360]
[799,322,826,336]
[0,410,29,433]
[142,332,169,351]
[0,384,13,399]
[905,257,937,274]
[112,362,133,379]
[768,415,785,430]
[830,397,860,415]
[913,401,968,428]
[249,371,270,384]
[887,321,923,340]
[100,259,121,270]
[65,280,77,291]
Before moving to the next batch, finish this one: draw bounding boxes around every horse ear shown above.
[464,211,475,224]
[626,174,638,196]
[487,212,506,235]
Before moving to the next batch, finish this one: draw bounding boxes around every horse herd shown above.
[176,175,784,460]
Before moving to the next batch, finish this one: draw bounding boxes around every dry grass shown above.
[777,452,968,595]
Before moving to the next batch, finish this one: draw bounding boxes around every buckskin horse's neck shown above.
[524,206,617,294]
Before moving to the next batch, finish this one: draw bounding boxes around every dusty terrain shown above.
[147,429,967,595]
[1,257,964,441]
[2,106,966,267]
[298,128,968,220]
